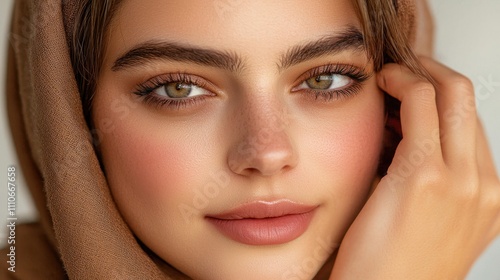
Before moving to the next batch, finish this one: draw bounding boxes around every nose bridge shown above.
[228,93,297,177]
[245,95,286,138]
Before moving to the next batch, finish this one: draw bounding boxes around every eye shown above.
[299,74,352,91]
[133,73,217,110]
[155,82,208,99]
[291,64,371,102]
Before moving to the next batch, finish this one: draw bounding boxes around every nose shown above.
[227,102,298,177]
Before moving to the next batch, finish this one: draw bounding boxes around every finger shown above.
[420,57,477,168]
[414,0,435,57]
[475,120,500,237]
[476,119,498,178]
[378,63,441,158]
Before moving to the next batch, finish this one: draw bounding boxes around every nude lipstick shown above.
[205,200,317,245]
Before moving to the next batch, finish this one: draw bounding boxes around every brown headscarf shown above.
[1,0,429,279]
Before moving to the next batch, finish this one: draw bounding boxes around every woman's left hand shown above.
[330,57,500,279]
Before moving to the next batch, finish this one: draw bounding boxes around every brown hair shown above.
[70,0,425,175]
[71,0,124,127]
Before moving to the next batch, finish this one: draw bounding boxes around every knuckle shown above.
[445,75,476,107]
[412,81,436,95]
[449,75,475,93]
[481,180,500,212]
[410,165,446,194]
[411,81,436,103]
[410,165,482,203]
[489,192,500,212]
[449,170,481,202]
[454,179,481,202]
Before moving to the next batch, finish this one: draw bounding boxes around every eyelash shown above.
[133,64,371,109]
[133,73,215,110]
[292,64,371,102]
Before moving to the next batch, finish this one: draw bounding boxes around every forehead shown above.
[108,0,362,57]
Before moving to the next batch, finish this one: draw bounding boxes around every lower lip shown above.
[206,210,316,245]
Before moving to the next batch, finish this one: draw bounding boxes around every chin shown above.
[159,210,339,280]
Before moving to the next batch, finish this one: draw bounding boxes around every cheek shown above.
[328,107,383,172]
[111,132,192,196]
[96,111,217,226]
[297,88,385,198]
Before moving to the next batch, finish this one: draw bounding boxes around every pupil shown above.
[166,82,192,98]
[307,75,333,90]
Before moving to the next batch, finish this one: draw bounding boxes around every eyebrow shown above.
[112,41,244,72]
[278,27,365,70]
[112,27,365,72]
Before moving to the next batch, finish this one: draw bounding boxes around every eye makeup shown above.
[292,63,371,102]
[132,63,372,110]
[133,73,217,110]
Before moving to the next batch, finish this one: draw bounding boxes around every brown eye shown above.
[306,75,334,90]
[164,82,193,98]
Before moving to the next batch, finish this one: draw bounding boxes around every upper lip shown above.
[206,199,318,220]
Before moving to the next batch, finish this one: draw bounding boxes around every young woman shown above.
[3,0,499,279]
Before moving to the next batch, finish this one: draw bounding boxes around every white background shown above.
[1,0,499,278]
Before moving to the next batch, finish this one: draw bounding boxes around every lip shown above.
[206,200,317,245]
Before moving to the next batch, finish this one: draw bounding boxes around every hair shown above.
[70,0,426,175]
[70,0,124,128]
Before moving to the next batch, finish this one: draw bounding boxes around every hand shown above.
[330,57,500,279]
[414,0,435,57]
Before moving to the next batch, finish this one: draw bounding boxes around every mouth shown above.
[205,200,318,245]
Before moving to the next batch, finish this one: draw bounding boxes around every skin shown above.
[94,0,383,278]
[92,0,500,279]
[330,58,500,279]
[414,0,434,57]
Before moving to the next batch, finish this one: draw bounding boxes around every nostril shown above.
[247,150,296,176]
[242,167,260,176]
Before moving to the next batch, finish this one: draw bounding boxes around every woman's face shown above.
[93,0,385,278]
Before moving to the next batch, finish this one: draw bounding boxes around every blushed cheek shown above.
[332,117,383,183]
[303,98,385,199]
[100,119,210,218]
